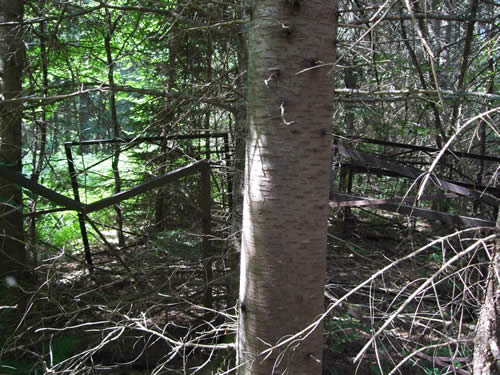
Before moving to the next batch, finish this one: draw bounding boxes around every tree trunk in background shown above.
[475,7,495,218]
[451,0,480,129]
[154,0,180,232]
[237,1,337,374]
[104,10,125,247]
[0,0,26,280]
[399,3,444,149]
[28,0,49,268]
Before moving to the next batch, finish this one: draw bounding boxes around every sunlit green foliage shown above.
[20,0,243,258]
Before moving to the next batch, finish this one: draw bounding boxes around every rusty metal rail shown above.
[0,160,212,305]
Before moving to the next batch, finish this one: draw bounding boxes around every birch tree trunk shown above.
[0,0,26,279]
[237,1,338,374]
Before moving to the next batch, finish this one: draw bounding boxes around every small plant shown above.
[324,313,365,353]
[428,251,442,262]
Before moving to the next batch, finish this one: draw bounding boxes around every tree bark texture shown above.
[0,0,26,278]
[237,1,337,374]
[472,212,500,375]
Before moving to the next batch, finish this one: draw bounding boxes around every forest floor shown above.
[1,210,478,374]
[322,211,476,375]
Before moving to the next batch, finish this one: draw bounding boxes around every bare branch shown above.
[334,88,500,101]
